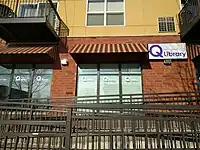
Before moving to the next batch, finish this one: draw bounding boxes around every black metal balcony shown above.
[179,0,200,42]
[0,0,69,43]
[0,92,200,149]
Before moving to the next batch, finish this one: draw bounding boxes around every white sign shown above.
[148,43,187,59]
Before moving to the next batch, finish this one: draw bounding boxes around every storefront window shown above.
[11,68,31,99]
[121,63,142,94]
[0,64,52,100]
[77,64,98,104]
[77,63,143,104]
[0,65,12,99]
[99,64,120,103]
[121,64,142,103]
[100,75,119,95]
[32,69,52,99]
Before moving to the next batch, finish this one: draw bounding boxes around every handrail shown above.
[179,0,200,36]
[1,91,200,101]
[0,100,200,109]
[1,94,200,149]
[0,91,200,108]
[0,0,69,37]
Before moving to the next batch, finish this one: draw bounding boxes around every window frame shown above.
[86,0,126,27]
[158,16,176,33]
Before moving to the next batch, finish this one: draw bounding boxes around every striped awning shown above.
[70,43,148,53]
[0,45,57,60]
[187,44,200,60]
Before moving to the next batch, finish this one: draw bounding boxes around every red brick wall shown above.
[51,35,197,97]
[51,46,77,97]
[142,59,197,94]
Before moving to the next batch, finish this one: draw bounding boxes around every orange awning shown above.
[70,43,148,54]
[0,45,57,60]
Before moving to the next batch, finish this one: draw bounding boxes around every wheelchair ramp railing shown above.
[0,92,200,149]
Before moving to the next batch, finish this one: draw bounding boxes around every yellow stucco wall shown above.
[58,0,181,37]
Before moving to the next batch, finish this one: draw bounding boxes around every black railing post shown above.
[7,67,14,99]
[25,104,33,150]
[109,118,113,150]
[28,68,34,98]
[65,108,72,150]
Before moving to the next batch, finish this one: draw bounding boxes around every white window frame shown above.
[157,16,176,33]
[86,0,126,27]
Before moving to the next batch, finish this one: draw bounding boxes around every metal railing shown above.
[1,92,200,149]
[179,0,200,36]
[54,91,200,105]
[0,0,69,37]
[2,91,199,105]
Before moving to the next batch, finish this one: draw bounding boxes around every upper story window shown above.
[19,3,57,17]
[87,0,124,26]
[158,17,175,32]
[19,3,57,28]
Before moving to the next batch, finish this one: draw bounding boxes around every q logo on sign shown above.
[82,76,87,82]
[36,76,42,82]
[15,76,21,81]
[103,76,108,82]
[149,45,163,58]
[125,76,130,82]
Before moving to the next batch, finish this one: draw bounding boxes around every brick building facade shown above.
[51,35,198,98]
[1,0,197,101]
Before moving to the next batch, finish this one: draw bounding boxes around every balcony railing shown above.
[0,92,200,149]
[0,0,69,41]
[179,0,200,39]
